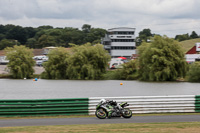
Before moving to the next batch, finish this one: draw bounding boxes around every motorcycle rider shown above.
[96,99,132,119]
[99,99,118,118]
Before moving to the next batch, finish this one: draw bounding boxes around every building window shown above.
[111,46,136,50]
[108,31,135,35]
[111,39,135,42]
[104,42,111,45]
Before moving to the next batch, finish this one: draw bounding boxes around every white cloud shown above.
[0,0,200,37]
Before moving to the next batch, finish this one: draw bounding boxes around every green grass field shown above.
[179,38,200,53]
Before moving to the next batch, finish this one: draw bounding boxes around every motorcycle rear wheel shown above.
[122,108,132,118]
[95,108,107,119]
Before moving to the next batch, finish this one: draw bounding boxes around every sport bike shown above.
[95,100,132,119]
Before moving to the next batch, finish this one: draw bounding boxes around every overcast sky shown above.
[0,0,200,37]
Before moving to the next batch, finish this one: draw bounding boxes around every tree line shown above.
[5,35,200,82]
[1,24,199,50]
[0,24,106,50]
[137,29,200,46]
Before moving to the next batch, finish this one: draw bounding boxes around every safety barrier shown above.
[0,98,89,116]
[195,95,200,112]
[89,95,199,115]
[0,95,200,117]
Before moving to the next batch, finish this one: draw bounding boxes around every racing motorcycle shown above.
[95,99,132,119]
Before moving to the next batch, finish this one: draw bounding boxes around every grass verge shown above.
[1,122,200,133]
[0,74,12,79]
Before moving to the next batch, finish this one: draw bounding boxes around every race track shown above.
[1,115,200,127]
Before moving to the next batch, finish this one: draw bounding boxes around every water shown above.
[0,79,200,99]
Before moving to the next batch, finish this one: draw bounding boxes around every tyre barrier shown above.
[0,95,200,117]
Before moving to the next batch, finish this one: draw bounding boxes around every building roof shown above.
[33,49,45,56]
[186,46,197,54]
[108,27,136,32]
[0,50,5,56]
[44,46,57,49]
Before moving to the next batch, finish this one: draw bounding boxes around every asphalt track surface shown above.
[1,115,200,127]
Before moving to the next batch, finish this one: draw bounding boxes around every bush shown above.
[119,60,139,80]
[186,62,200,82]
[0,74,12,79]
[103,60,139,80]
[103,70,122,80]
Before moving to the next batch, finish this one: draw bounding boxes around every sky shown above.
[0,0,200,37]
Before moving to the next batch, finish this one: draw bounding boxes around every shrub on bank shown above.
[103,60,139,80]
[186,62,200,82]
[0,74,12,79]
[103,70,121,80]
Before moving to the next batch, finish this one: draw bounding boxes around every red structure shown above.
[186,46,197,54]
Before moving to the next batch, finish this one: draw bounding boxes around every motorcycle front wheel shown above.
[95,108,107,119]
[122,108,132,118]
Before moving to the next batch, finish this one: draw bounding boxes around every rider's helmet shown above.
[100,99,106,104]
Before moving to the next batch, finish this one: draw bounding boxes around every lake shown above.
[0,79,200,99]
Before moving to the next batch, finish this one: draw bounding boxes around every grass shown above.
[0,74,12,79]
[1,122,200,133]
[179,38,200,53]
[0,74,40,79]
[102,70,120,80]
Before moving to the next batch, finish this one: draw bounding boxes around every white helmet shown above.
[100,99,106,104]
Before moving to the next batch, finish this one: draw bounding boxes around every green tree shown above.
[26,38,37,48]
[139,29,152,42]
[82,24,91,33]
[24,27,37,39]
[6,25,28,44]
[175,33,190,41]
[84,28,107,44]
[0,33,5,40]
[138,35,188,81]
[38,34,56,48]
[5,45,35,79]
[41,47,69,79]
[62,29,85,45]
[66,43,111,80]
[186,62,200,82]
[190,31,199,39]
[36,29,65,48]
[0,39,16,50]
[37,25,53,30]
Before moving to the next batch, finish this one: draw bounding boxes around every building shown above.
[185,42,200,63]
[102,27,136,58]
